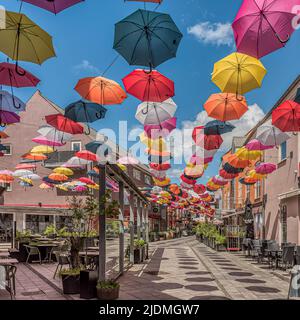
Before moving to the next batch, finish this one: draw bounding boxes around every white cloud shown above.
[73,60,100,74]
[168,168,183,178]
[187,21,234,46]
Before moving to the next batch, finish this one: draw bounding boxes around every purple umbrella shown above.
[144,117,177,139]
[22,0,84,14]
[255,162,277,174]
[0,110,20,125]
[232,0,300,59]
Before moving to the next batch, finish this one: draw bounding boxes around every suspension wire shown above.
[101,55,120,77]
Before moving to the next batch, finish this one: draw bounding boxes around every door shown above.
[280,205,287,244]
[0,213,13,243]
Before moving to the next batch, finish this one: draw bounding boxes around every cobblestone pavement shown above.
[1,236,291,300]
[119,237,290,300]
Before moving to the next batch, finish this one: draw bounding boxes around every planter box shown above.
[17,242,30,262]
[97,286,119,300]
[134,248,143,264]
[61,274,80,294]
[80,270,98,299]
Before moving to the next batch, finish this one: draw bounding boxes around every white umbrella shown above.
[150,169,168,179]
[13,169,33,177]
[256,120,291,146]
[135,98,177,125]
[64,156,90,167]
[37,125,73,142]
[118,156,139,165]
[23,174,41,180]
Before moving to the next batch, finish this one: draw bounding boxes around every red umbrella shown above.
[149,163,171,171]
[76,150,99,162]
[79,177,95,185]
[193,126,223,150]
[219,169,238,180]
[272,100,300,132]
[45,114,83,134]
[122,69,174,102]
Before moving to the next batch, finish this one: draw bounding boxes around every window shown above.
[0,182,12,192]
[238,183,243,207]
[144,175,151,185]
[255,180,261,199]
[133,169,141,181]
[2,144,12,155]
[71,141,81,152]
[246,185,250,199]
[279,141,287,161]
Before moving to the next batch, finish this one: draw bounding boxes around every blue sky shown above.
[2,0,300,184]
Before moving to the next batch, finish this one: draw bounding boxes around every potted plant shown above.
[133,239,145,264]
[43,224,57,238]
[215,234,227,251]
[96,279,120,300]
[60,268,81,294]
[14,230,32,262]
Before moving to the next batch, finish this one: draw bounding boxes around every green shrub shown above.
[97,280,119,289]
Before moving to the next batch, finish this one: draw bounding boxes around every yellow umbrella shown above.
[31,145,55,154]
[117,163,126,171]
[20,177,33,184]
[139,132,167,151]
[212,52,267,96]
[0,11,56,65]
[235,147,262,161]
[204,163,209,170]
[56,185,68,192]
[248,170,267,180]
[53,167,74,176]
[87,184,99,190]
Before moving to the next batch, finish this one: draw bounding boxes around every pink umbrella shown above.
[118,156,139,165]
[22,0,84,14]
[232,0,300,59]
[144,117,177,139]
[189,155,213,165]
[245,139,273,151]
[212,176,229,186]
[0,111,20,124]
[79,177,95,185]
[74,185,88,192]
[255,162,277,174]
[32,136,65,147]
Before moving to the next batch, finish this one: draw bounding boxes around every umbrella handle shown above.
[235,93,244,102]
[12,95,22,110]
[15,62,26,76]
[142,103,149,115]
[96,111,105,119]
[85,126,91,136]
[275,33,289,44]
[0,123,6,128]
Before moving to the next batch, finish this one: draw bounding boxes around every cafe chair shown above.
[0,264,17,300]
[24,245,42,264]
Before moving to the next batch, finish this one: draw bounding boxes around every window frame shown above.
[2,144,12,156]
[71,141,82,152]
[132,168,141,181]
[279,141,287,162]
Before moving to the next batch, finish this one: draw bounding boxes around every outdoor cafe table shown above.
[86,247,99,251]
[0,258,18,265]
[33,243,58,262]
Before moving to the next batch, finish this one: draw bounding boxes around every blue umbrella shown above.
[0,90,26,111]
[42,177,61,185]
[223,163,243,174]
[64,100,107,123]
[85,141,111,158]
[87,170,100,178]
[204,120,235,135]
[113,9,183,68]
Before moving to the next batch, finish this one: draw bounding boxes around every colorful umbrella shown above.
[30,145,54,154]
[223,163,244,174]
[0,110,20,125]
[45,114,84,135]
[227,154,250,168]
[64,156,90,167]
[204,93,248,121]
[113,9,183,68]
[76,150,99,162]
[123,69,174,102]
[118,156,139,165]
[144,117,177,139]
[13,169,33,177]
[135,98,177,125]
[22,0,84,14]
[248,170,266,180]
[0,90,26,112]
[193,184,206,194]
[53,167,74,176]
[184,166,204,178]
[85,141,111,158]
[212,52,267,96]
[0,11,55,66]
[149,163,171,171]
[219,169,239,180]
[236,147,262,160]
[212,175,229,186]
[15,163,36,170]
[0,132,9,139]
[39,183,52,190]
[153,177,171,187]
[32,136,65,147]
[204,120,235,135]
[37,125,73,142]
[193,130,223,150]
[256,120,291,146]
[245,139,273,151]
[239,177,257,185]
[74,185,88,192]
[232,0,300,59]
[272,100,300,132]
[87,170,100,178]
[0,175,14,183]
[22,153,47,161]
[79,177,95,185]
[255,162,277,175]
[75,76,127,105]
[48,173,69,182]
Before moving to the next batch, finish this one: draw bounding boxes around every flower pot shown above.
[61,274,80,294]
[97,286,119,300]
[134,248,142,264]
[80,270,97,299]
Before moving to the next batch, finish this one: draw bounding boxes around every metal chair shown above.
[0,264,17,300]
[268,242,280,268]
[278,245,295,270]
[295,246,300,265]
[24,245,42,264]
[53,253,70,279]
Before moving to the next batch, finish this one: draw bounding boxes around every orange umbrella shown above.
[48,173,69,182]
[0,132,9,139]
[227,154,250,169]
[75,76,127,105]
[184,166,204,178]
[204,93,248,121]
[22,153,48,161]
[0,175,14,182]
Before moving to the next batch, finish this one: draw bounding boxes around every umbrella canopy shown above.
[0,132,9,139]
[48,173,69,182]
[149,163,171,171]
[153,177,171,187]
[22,0,84,14]
[236,147,262,160]
[79,177,95,185]
[0,11,55,65]
[204,93,248,121]
[192,126,223,149]
[193,184,206,194]
[204,120,235,135]
[0,62,40,88]
[256,120,291,146]
[85,141,111,158]
[118,156,139,165]
[64,156,90,167]
[21,174,40,181]
[113,9,183,68]
[0,175,14,182]
[212,52,267,96]
[184,166,204,179]
[74,185,88,192]
[123,69,174,102]
[76,150,99,162]
[212,176,228,186]
[32,136,65,147]
[239,177,257,185]
[140,133,166,150]
[15,163,36,170]
[223,163,244,174]
[0,90,26,112]
[75,76,127,105]
[53,167,74,176]
[255,162,277,175]
[37,125,73,142]
[13,169,33,177]
[248,170,266,180]
[227,154,250,168]
[45,114,84,135]
[245,139,273,151]
[39,183,52,190]
[22,153,47,161]
[272,100,300,132]
[219,169,239,179]
[30,145,54,154]
[64,100,107,124]
[87,170,100,178]
[0,170,13,176]
[232,0,300,59]
[144,117,177,139]
[0,110,20,125]
[135,98,177,125]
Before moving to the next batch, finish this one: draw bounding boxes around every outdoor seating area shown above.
[242,239,300,271]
